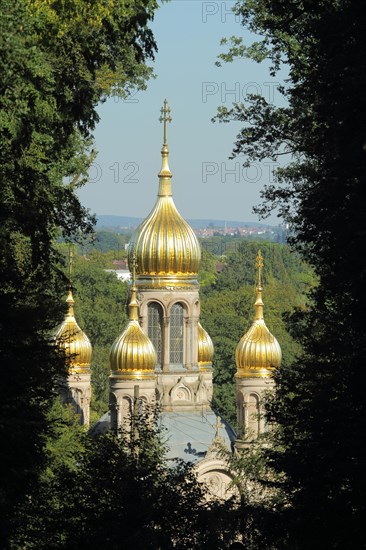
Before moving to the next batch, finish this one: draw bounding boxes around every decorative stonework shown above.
[59,370,91,426]
[109,376,156,433]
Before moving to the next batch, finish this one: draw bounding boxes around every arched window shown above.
[147,302,163,367]
[170,303,184,366]
[72,388,80,406]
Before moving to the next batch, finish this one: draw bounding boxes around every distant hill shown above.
[95,214,274,231]
[186,219,272,229]
[96,215,143,229]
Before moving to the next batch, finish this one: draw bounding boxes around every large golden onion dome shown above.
[198,322,214,369]
[54,289,92,373]
[236,251,281,378]
[128,100,201,287]
[110,260,156,379]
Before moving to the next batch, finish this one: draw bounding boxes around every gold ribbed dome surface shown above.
[110,320,157,377]
[110,262,156,378]
[235,319,282,377]
[128,100,201,282]
[236,251,281,378]
[197,322,214,368]
[54,289,92,372]
[129,198,201,276]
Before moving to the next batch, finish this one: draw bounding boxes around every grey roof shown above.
[158,410,236,463]
[89,411,111,436]
[90,409,236,464]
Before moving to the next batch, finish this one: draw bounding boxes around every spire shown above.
[66,288,75,317]
[53,249,92,371]
[129,253,139,322]
[68,244,74,288]
[109,250,157,375]
[127,100,201,282]
[158,99,172,196]
[254,250,264,321]
[235,250,281,377]
[66,244,75,317]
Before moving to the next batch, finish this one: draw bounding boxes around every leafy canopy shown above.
[0,0,159,542]
[215,1,366,547]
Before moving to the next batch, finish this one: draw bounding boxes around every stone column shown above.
[162,316,170,372]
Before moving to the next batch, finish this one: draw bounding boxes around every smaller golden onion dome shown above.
[128,100,201,285]
[198,322,214,369]
[54,289,92,373]
[235,251,281,378]
[110,259,156,379]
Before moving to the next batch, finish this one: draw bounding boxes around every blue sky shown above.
[77,1,285,225]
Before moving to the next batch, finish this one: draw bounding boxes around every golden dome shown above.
[235,251,281,378]
[110,261,156,379]
[198,322,214,369]
[54,289,92,373]
[128,100,201,286]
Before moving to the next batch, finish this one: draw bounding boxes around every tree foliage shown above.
[0,0,159,543]
[216,1,366,547]
[200,241,309,426]
[70,254,130,416]
[13,416,242,550]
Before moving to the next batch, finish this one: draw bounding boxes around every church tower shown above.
[109,257,157,432]
[235,251,281,449]
[54,288,92,426]
[128,100,213,413]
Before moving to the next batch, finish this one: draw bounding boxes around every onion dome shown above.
[54,289,92,373]
[197,322,214,369]
[128,100,201,287]
[110,258,156,379]
[235,251,281,378]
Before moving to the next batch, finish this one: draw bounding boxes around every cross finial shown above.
[68,244,74,288]
[159,99,172,145]
[256,250,264,289]
[66,245,75,316]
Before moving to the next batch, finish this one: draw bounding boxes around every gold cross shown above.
[68,244,74,287]
[256,250,264,288]
[159,99,172,145]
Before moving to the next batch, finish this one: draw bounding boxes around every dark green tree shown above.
[216,1,366,547]
[0,0,159,543]
[13,416,242,550]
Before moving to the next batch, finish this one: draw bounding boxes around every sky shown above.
[77,1,285,226]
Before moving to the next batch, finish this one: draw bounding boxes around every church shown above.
[54,100,282,499]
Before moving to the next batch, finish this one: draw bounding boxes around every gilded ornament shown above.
[128,100,201,284]
[235,251,281,378]
[197,322,214,369]
[53,289,92,373]
[110,254,156,377]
